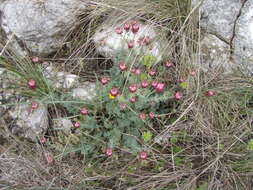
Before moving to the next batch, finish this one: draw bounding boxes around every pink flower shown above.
[165,61,173,68]
[31,102,39,109]
[110,87,119,97]
[32,56,40,63]
[139,151,148,160]
[155,83,165,93]
[206,90,215,97]
[73,122,81,128]
[131,23,140,33]
[124,23,131,31]
[149,112,155,119]
[139,113,146,120]
[128,40,134,49]
[27,79,36,89]
[80,107,89,115]
[128,84,137,93]
[105,148,113,156]
[179,78,185,83]
[189,71,196,76]
[100,77,110,85]
[45,154,54,165]
[148,69,156,76]
[119,62,127,71]
[119,103,127,110]
[135,68,141,75]
[130,96,137,103]
[115,27,123,34]
[151,81,158,88]
[138,36,151,46]
[141,80,149,88]
[175,92,183,100]
[39,136,46,144]
[131,67,136,73]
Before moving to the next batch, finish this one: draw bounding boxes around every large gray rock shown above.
[196,34,233,72]
[192,0,241,42]
[72,82,96,101]
[0,0,86,56]
[42,63,79,89]
[234,0,253,75]
[0,67,21,115]
[92,18,168,64]
[9,103,48,141]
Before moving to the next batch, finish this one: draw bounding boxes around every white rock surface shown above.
[53,118,73,132]
[192,0,253,74]
[192,0,241,42]
[196,34,233,72]
[234,0,253,75]
[93,19,168,63]
[9,103,48,141]
[72,82,96,101]
[42,63,79,89]
[0,0,86,56]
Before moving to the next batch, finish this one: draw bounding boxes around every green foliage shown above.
[0,56,54,98]
[142,131,153,143]
[195,183,208,190]
[247,139,253,151]
[142,55,156,67]
[179,81,188,89]
[56,57,182,158]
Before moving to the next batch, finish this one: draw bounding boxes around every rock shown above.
[8,103,48,141]
[0,67,21,115]
[53,118,81,148]
[72,82,96,101]
[53,118,72,133]
[192,0,241,42]
[195,34,233,72]
[42,63,79,89]
[92,18,168,64]
[63,74,79,89]
[0,0,86,56]
[154,132,171,145]
[233,0,253,75]
[192,0,253,74]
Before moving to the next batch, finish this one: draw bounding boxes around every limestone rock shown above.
[53,118,73,133]
[8,103,48,141]
[72,82,96,101]
[234,0,253,75]
[196,34,233,72]
[42,63,79,89]
[192,0,241,42]
[0,0,86,56]
[92,18,168,64]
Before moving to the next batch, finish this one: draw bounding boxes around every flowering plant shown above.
[59,54,186,159]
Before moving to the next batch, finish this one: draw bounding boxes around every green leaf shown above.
[171,145,182,153]
[140,73,148,80]
[174,156,184,166]
[142,55,156,67]
[82,116,99,129]
[195,183,208,190]
[142,131,152,143]
[179,82,188,89]
[247,139,253,150]
[170,137,178,144]
[124,135,141,152]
